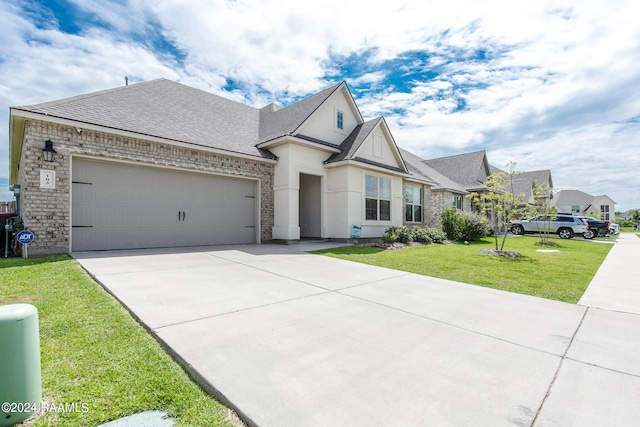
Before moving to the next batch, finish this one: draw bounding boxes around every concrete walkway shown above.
[73,239,640,427]
[579,232,640,314]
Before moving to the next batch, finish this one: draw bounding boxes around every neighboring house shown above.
[399,148,466,228]
[513,170,554,207]
[551,190,616,221]
[423,150,491,198]
[9,79,436,255]
[421,150,491,225]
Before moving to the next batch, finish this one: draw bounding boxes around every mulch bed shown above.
[363,242,431,250]
[477,249,523,258]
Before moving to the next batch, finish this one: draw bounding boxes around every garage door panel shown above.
[72,159,258,251]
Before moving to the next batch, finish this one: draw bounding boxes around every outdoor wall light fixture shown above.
[42,139,56,162]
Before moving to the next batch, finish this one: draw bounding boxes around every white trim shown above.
[404,177,437,186]
[324,159,411,178]
[363,171,392,222]
[404,183,423,223]
[350,117,408,173]
[257,135,341,153]
[12,109,278,164]
[334,107,346,134]
[373,133,383,158]
[291,82,364,135]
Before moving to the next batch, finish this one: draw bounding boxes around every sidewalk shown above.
[579,232,640,314]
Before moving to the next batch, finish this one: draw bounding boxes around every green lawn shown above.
[0,256,239,427]
[313,236,613,303]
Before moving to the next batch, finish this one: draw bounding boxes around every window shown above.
[336,110,344,130]
[601,205,610,220]
[405,185,422,222]
[365,175,391,221]
[452,195,462,210]
[571,205,580,213]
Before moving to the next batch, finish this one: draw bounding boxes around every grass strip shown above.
[0,255,239,426]
[313,237,613,303]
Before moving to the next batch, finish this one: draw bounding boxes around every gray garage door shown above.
[72,158,257,251]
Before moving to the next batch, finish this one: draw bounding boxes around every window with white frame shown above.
[600,205,610,220]
[336,110,344,131]
[452,195,462,210]
[365,175,391,221]
[405,185,422,222]
[571,205,580,213]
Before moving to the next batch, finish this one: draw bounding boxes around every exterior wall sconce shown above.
[42,139,56,162]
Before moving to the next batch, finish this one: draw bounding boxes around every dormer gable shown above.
[294,82,363,145]
[326,117,408,174]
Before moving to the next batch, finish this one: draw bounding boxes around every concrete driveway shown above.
[73,242,640,427]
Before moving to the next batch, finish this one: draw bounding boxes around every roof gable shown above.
[592,194,617,205]
[325,117,408,174]
[552,189,595,207]
[400,149,467,193]
[259,81,363,145]
[423,150,490,191]
[512,170,553,203]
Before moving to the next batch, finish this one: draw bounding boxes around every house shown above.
[551,190,616,221]
[421,150,492,223]
[512,170,554,206]
[10,79,449,255]
[400,149,469,227]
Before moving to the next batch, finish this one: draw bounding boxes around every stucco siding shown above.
[297,91,358,145]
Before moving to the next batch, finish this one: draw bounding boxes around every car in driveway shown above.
[580,216,612,237]
[510,214,590,239]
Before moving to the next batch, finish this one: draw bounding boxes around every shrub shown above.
[396,226,414,243]
[441,207,465,241]
[411,227,433,244]
[382,226,414,243]
[461,211,490,241]
[424,227,447,244]
[381,226,446,245]
[381,227,398,243]
[618,219,633,227]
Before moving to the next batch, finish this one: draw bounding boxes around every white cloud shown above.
[1,0,639,210]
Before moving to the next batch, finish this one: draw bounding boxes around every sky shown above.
[1,0,639,212]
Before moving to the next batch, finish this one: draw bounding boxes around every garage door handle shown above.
[178,211,181,221]
[182,211,186,221]
[178,211,186,221]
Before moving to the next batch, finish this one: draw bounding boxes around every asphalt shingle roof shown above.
[258,82,343,143]
[13,79,276,159]
[13,79,472,181]
[512,170,552,200]
[325,118,381,163]
[400,148,467,193]
[552,189,596,207]
[422,150,489,191]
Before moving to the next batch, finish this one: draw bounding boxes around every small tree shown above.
[467,162,527,251]
[524,182,557,245]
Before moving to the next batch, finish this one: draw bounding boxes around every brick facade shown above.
[429,190,471,228]
[17,119,275,255]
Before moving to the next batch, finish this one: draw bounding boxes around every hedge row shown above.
[381,226,447,244]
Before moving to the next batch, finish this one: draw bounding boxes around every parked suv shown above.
[510,214,590,239]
